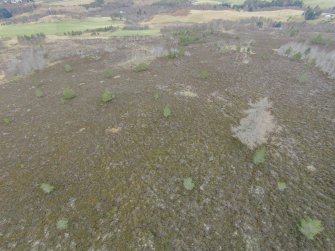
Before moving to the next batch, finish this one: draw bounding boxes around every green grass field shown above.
[111,29,161,37]
[0,17,123,38]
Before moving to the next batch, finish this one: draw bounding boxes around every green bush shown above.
[304,6,321,20]
[64,64,73,73]
[134,63,149,72]
[292,52,302,60]
[35,89,44,98]
[103,70,113,79]
[199,71,209,79]
[173,30,199,46]
[3,117,10,125]
[101,89,114,103]
[298,218,323,240]
[167,50,178,59]
[63,87,76,100]
[285,47,292,56]
[310,34,329,45]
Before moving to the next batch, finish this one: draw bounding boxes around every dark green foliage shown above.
[82,0,104,9]
[244,0,302,11]
[173,30,199,46]
[310,34,330,45]
[0,8,12,19]
[292,52,302,60]
[304,6,322,20]
[134,63,149,72]
[285,47,292,56]
[17,33,46,43]
[304,47,311,55]
[85,26,115,33]
[152,0,189,6]
[272,21,282,28]
[256,21,263,28]
[64,31,83,36]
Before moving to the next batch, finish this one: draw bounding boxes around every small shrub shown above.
[272,21,282,28]
[183,177,195,191]
[163,105,171,118]
[57,219,69,230]
[101,89,114,103]
[285,47,292,56]
[103,70,113,79]
[35,89,44,98]
[288,29,299,37]
[292,52,302,60]
[310,34,329,45]
[304,48,311,55]
[298,218,323,240]
[277,182,287,191]
[178,47,185,56]
[199,70,209,79]
[253,146,266,165]
[173,30,199,46]
[167,50,178,59]
[256,21,263,28]
[3,117,10,125]
[154,92,159,100]
[40,183,55,194]
[134,63,149,72]
[64,64,73,73]
[63,87,76,100]
[298,74,308,83]
[236,45,241,53]
[304,6,322,21]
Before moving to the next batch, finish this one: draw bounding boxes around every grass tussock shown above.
[134,63,149,72]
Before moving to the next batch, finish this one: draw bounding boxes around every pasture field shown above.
[0,17,123,38]
[144,9,304,27]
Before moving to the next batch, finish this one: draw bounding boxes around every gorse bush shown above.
[134,63,149,72]
[63,87,76,100]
